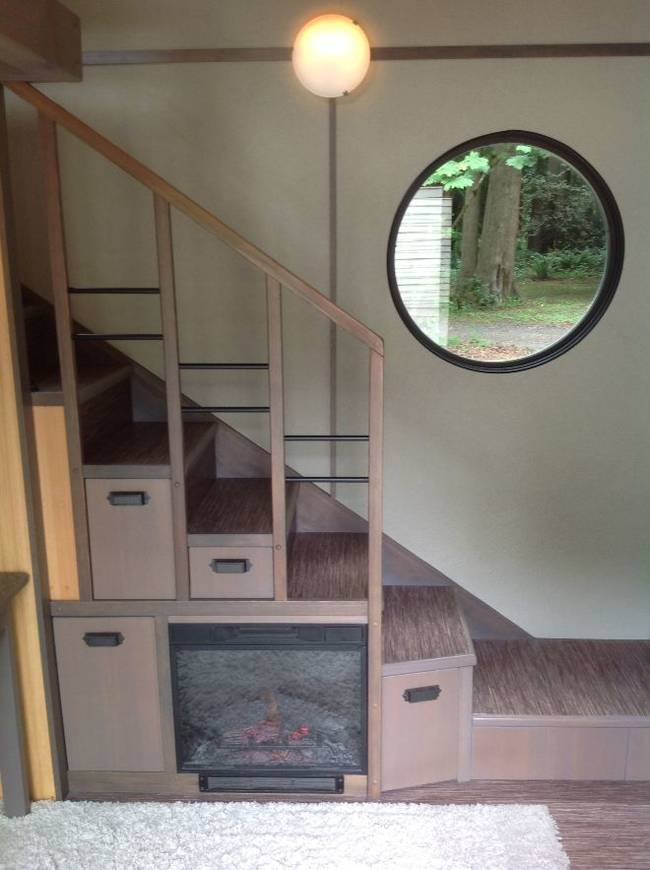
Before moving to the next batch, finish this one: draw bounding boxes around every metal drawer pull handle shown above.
[210,558,250,574]
[107,491,149,506]
[403,685,441,703]
[83,632,124,647]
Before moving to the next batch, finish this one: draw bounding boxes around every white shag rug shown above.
[0,799,569,870]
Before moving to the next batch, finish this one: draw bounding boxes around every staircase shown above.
[12,83,649,802]
[12,80,386,797]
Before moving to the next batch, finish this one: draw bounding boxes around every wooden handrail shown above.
[7,82,383,355]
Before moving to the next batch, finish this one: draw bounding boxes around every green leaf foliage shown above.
[424,150,490,191]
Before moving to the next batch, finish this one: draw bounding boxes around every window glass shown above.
[388,134,623,371]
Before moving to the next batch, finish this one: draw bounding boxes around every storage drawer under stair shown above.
[381,667,463,791]
[53,617,165,772]
[189,546,274,599]
[85,478,176,599]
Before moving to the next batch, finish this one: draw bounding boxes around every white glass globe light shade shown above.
[292,14,371,98]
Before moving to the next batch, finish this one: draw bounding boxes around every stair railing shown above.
[7,82,384,798]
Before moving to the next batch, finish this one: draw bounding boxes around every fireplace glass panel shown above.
[170,624,366,775]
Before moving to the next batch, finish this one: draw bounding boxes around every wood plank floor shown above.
[384,781,650,870]
[288,532,368,600]
[474,640,650,716]
[383,585,472,663]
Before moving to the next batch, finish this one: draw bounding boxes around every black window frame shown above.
[387,130,625,373]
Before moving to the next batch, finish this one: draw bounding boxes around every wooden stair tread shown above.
[83,421,214,468]
[288,533,368,601]
[186,477,299,535]
[473,639,650,717]
[383,586,474,664]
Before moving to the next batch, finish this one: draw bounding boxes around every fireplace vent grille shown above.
[198,774,344,794]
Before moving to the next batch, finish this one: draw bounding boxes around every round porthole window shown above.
[387,131,624,372]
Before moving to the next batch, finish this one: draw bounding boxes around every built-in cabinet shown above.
[85,479,176,600]
[85,478,275,601]
[382,667,462,791]
[53,617,165,771]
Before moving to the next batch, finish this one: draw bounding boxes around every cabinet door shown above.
[54,617,165,771]
[86,478,175,599]
[382,668,459,791]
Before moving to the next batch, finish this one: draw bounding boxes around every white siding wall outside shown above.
[393,186,452,347]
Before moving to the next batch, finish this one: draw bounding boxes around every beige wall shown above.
[7,1,650,637]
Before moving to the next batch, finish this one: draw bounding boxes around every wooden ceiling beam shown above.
[82,42,650,67]
[0,0,81,82]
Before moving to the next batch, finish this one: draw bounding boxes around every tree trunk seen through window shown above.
[475,145,522,301]
[459,177,481,280]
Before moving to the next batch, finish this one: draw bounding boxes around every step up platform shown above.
[471,639,650,781]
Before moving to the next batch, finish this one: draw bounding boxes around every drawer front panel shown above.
[189,547,273,599]
[86,478,175,599]
[382,668,459,791]
[53,617,165,772]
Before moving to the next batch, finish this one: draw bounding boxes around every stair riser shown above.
[80,378,132,451]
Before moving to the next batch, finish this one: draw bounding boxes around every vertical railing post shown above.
[154,194,189,599]
[39,116,93,599]
[266,275,287,599]
[367,347,384,799]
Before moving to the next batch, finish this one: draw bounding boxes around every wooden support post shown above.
[266,276,287,600]
[367,348,384,799]
[39,115,92,599]
[0,90,57,799]
[154,195,189,600]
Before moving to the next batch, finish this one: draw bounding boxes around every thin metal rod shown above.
[285,435,368,442]
[285,476,368,483]
[68,287,160,295]
[178,362,269,370]
[73,332,163,340]
[181,405,270,413]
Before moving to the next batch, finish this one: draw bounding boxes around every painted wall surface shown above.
[6,1,650,637]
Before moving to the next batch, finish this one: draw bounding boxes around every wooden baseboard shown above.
[67,770,367,801]
[472,716,650,781]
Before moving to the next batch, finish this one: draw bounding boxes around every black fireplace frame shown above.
[168,623,368,779]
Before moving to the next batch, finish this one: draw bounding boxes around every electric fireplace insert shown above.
[169,623,367,787]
